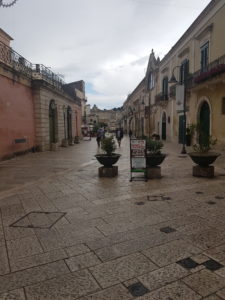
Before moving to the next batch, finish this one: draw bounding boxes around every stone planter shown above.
[146,153,166,167]
[188,152,220,167]
[95,154,121,167]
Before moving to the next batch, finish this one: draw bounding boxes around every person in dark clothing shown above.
[116,128,123,147]
[96,130,101,147]
[129,129,132,138]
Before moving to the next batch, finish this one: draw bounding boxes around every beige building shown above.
[123,0,225,149]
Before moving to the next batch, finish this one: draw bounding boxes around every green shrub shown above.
[146,138,163,154]
[101,137,116,155]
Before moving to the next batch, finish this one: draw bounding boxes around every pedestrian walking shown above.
[96,129,101,147]
[129,129,132,138]
[116,128,123,147]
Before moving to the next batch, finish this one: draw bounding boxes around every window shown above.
[180,59,189,84]
[148,72,155,90]
[222,98,225,115]
[201,42,209,72]
[162,76,168,100]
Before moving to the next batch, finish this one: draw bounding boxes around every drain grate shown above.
[177,257,198,269]
[9,211,66,229]
[215,196,224,200]
[127,282,149,297]
[196,191,204,194]
[147,194,172,202]
[160,226,176,234]
[203,259,223,271]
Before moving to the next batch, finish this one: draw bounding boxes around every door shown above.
[161,112,166,140]
[49,100,57,143]
[67,106,72,141]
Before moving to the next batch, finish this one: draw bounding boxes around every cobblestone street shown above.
[1,137,225,299]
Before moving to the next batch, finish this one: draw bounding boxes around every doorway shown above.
[161,112,166,140]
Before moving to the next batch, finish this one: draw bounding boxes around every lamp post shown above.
[169,65,187,154]
[0,0,18,7]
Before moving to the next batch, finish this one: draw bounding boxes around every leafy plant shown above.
[192,122,217,153]
[146,138,163,154]
[186,123,196,136]
[101,136,116,155]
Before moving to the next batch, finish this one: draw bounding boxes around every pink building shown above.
[0,28,84,160]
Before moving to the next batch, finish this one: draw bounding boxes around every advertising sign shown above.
[130,138,147,181]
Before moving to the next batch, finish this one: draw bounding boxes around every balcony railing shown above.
[0,40,33,78]
[190,53,225,88]
[32,64,64,90]
[0,40,64,90]
[155,92,169,103]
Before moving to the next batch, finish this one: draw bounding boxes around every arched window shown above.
[162,76,168,100]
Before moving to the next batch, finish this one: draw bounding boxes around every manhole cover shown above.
[127,282,149,297]
[160,226,176,233]
[10,211,66,229]
[177,257,198,269]
[203,259,223,271]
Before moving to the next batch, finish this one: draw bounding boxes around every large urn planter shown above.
[188,152,220,178]
[146,153,167,168]
[95,154,121,167]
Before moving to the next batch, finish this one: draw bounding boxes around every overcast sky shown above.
[1,0,211,109]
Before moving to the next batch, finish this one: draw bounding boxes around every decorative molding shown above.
[195,23,213,40]
[178,47,190,58]
[161,67,168,74]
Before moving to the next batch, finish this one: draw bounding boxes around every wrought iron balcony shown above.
[155,92,169,103]
[0,40,64,90]
[0,40,33,78]
[190,53,225,88]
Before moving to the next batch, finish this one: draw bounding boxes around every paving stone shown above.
[204,295,223,300]
[137,281,201,300]
[0,246,10,275]
[65,244,90,257]
[205,243,225,262]
[177,257,199,269]
[65,252,101,272]
[182,269,225,297]
[138,263,189,291]
[217,287,225,299]
[0,260,69,293]
[160,226,176,233]
[0,288,26,300]
[89,252,158,288]
[7,236,43,260]
[25,269,100,300]
[142,239,201,267]
[80,284,133,300]
[191,254,210,264]
[10,248,68,272]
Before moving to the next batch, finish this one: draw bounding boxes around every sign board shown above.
[175,85,184,111]
[130,138,147,181]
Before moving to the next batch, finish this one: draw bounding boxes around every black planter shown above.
[188,152,220,167]
[146,153,167,167]
[95,153,121,167]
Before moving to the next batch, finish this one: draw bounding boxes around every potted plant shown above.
[146,138,166,167]
[188,124,220,167]
[95,136,121,167]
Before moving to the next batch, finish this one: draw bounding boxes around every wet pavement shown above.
[1,137,225,299]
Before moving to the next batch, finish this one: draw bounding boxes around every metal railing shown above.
[155,92,169,103]
[190,53,225,88]
[0,40,33,78]
[0,40,65,90]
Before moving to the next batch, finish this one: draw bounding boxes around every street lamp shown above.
[169,65,187,154]
[0,0,18,7]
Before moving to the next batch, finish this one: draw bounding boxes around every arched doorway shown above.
[49,100,58,143]
[161,112,166,140]
[199,101,210,144]
[67,106,72,141]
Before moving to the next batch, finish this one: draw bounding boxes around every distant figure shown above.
[96,129,102,147]
[116,128,123,147]
[129,129,132,138]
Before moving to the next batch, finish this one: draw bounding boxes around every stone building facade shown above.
[0,28,83,159]
[122,0,225,149]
